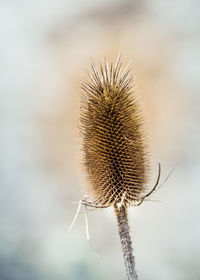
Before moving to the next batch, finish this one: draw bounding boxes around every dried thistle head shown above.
[80,56,149,209]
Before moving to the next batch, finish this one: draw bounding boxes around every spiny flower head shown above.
[80,56,149,208]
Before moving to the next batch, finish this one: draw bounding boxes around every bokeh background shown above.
[1,0,200,279]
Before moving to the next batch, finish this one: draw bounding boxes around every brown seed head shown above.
[80,57,149,208]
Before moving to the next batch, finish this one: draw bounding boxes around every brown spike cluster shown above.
[80,57,149,208]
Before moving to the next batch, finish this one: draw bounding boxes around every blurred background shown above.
[1,0,200,279]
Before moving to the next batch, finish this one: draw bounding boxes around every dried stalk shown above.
[115,205,138,280]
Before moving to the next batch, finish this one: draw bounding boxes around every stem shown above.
[114,205,138,280]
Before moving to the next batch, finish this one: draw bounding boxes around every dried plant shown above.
[79,56,160,280]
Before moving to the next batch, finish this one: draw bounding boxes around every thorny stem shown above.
[114,205,138,280]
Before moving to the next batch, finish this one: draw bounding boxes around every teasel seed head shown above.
[80,56,149,209]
